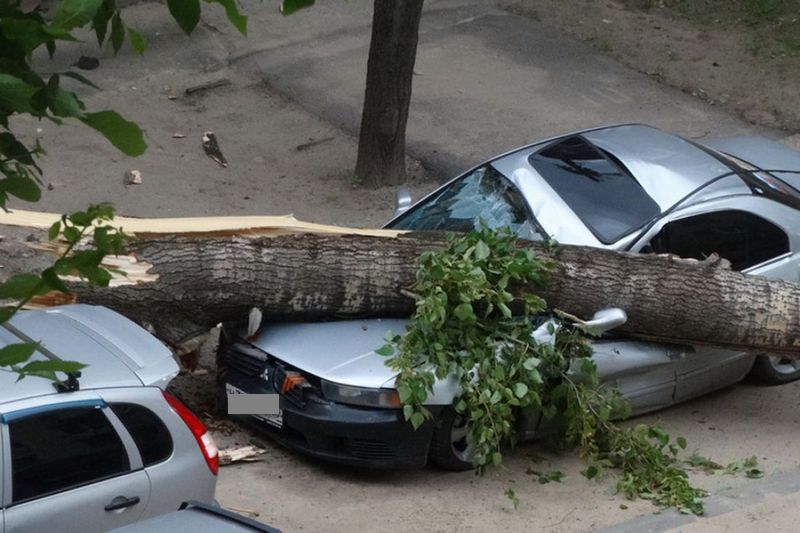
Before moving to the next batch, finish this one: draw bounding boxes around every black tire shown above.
[429,408,474,471]
[750,354,800,385]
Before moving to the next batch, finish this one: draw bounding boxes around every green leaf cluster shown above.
[0,0,253,211]
[168,0,248,36]
[384,223,558,470]
[0,0,261,381]
[685,453,762,478]
[563,374,705,514]
[281,0,316,16]
[526,468,565,484]
[1,203,124,382]
[0,0,149,209]
[0,342,86,383]
[384,223,755,515]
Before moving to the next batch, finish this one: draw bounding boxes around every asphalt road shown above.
[9,0,800,531]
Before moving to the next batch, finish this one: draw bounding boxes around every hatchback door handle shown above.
[105,495,141,511]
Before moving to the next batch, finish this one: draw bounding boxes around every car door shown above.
[632,206,793,402]
[591,339,676,416]
[1,399,151,533]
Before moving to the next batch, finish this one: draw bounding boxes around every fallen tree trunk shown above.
[2,209,800,357]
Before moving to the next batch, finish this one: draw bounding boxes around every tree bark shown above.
[354,0,424,187]
[5,227,800,358]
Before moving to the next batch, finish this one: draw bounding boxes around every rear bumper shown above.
[223,370,439,469]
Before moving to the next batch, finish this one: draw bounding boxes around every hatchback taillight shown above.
[163,391,219,475]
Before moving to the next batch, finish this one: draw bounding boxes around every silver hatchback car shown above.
[0,305,218,532]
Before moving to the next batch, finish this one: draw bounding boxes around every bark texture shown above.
[354,0,424,187]
[24,232,800,358]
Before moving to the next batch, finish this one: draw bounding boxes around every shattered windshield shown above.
[387,166,543,241]
[529,135,660,244]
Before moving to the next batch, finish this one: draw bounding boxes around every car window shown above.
[647,209,789,271]
[111,403,173,467]
[528,135,660,244]
[9,405,130,503]
[387,165,543,240]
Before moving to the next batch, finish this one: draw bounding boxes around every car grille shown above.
[224,344,321,407]
[347,439,396,460]
[226,347,267,377]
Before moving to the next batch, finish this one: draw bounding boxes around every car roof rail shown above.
[0,321,81,393]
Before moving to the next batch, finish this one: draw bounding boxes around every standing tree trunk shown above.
[355,0,424,188]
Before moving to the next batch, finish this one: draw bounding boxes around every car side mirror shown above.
[394,187,412,217]
[581,307,627,335]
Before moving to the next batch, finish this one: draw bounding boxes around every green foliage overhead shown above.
[165,0,249,36]
[0,4,144,206]
[0,343,38,367]
[167,0,201,34]
[208,0,247,34]
[81,110,146,156]
[281,0,315,16]
[52,0,105,31]
[0,203,125,382]
[127,26,145,54]
[0,0,257,383]
[0,0,251,211]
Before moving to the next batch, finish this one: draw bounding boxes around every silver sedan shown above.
[223,124,800,470]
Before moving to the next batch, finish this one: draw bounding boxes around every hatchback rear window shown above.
[529,135,660,243]
[111,403,173,466]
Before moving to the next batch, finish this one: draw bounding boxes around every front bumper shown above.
[222,363,439,469]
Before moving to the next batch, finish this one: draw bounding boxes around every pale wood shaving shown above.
[0,208,403,239]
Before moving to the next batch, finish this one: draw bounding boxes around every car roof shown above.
[486,124,758,246]
[565,124,748,211]
[389,123,798,248]
[0,305,177,405]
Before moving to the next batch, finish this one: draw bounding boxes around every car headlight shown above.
[321,380,402,408]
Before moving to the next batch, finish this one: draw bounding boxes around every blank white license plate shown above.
[226,383,283,428]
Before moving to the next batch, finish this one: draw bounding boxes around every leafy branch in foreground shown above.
[0,0,257,210]
[382,224,751,515]
[0,0,274,379]
[0,203,125,381]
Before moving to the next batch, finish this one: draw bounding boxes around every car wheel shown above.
[750,354,800,385]
[429,408,474,471]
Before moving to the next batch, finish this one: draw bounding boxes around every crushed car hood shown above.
[250,319,408,389]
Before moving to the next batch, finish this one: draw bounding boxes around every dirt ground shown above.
[499,0,800,132]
